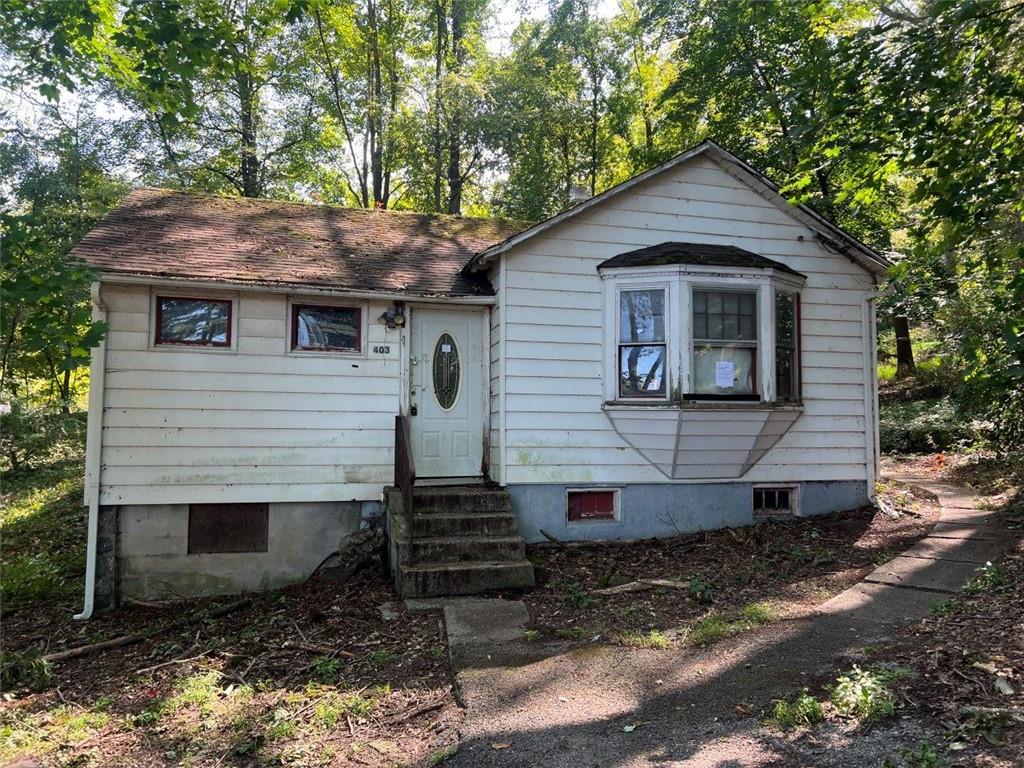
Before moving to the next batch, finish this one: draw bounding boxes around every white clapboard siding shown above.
[98,285,402,505]
[496,155,873,486]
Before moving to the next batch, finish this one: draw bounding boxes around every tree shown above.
[0,103,128,410]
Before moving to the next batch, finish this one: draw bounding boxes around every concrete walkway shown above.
[419,477,1010,767]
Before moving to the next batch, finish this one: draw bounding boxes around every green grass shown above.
[617,629,671,650]
[429,744,459,765]
[689,601,778,646]
[770,688,824,729]
[0,703,111,763]
[0,454,87,608]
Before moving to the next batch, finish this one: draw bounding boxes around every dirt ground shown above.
[1,567,461,767]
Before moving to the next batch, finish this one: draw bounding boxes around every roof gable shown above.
[467,140,890,276]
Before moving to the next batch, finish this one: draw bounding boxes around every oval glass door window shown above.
[432,332,460,410]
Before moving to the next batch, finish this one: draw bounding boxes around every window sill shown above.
[603,400,803,412]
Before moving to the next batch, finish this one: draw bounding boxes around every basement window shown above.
[567,489,619,523]
[752,486,796,519]
[188,503,269,554]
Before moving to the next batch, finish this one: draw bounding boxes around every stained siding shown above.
[98,284,403,505]
[498,156,875,485]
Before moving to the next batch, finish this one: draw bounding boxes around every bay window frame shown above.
[601,265,804,405]
[612,281,672,402]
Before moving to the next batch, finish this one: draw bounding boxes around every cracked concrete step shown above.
[400,559,536,597]
[864,554,981,593]
[413,487,511,514]
[411,511,519,538]
[410,535,526,564]
[901,534,1007,564]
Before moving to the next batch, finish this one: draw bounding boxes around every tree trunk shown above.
[60,367,72,414]
[237,69,260,198]
[367,0,386,208]
[445,1,464,215]
[432,0,446,212]
[894,315,916,378]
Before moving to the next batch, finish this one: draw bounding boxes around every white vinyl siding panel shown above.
[497,156,874,486]
[98,284,402,505]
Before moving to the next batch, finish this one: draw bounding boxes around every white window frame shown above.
[613,281,672,402]
[565,487,621,524]
[286,296,368,358]
[600,265,804,404]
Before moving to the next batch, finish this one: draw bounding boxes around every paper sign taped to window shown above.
[441,344,452,352]
[715,360,735,388]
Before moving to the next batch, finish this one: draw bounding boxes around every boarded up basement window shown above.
[188,503,269,554]
[752,487,795,520]
[567,490,618,522]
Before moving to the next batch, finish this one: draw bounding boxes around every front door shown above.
[409,307,485,478]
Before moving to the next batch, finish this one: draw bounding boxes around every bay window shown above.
[600,247,805,405]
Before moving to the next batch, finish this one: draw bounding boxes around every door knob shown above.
[410,404,418,416]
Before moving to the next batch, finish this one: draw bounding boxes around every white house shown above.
[71,141,887,612]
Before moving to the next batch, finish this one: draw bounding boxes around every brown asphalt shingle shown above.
[70,188,529,297]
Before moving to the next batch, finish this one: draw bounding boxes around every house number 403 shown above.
[372,345,391,354]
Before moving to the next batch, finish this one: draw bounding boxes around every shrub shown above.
[771,688,824,729]
[964,562,1008,594]
[0,648,53,691]
[879,397,971,454]
[0,403,86,472]
[0,554,64,608]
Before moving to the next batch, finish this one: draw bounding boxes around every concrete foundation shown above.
[118,500,380,600]
[508,480,869,543]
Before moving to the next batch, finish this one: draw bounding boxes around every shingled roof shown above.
[597,242,806,277]
[70,188,529,298]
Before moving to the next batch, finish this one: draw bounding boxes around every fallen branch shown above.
[42,598,251,664]
[281,640,355,658]
[384,687,452,724]
[539,529,568,549]
[592,578,691,596]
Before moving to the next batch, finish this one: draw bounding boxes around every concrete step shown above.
[413,486,511,514]
[410,535,526,564]
[411,511,519,538]
[399,559,536,597]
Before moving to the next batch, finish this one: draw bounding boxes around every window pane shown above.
[158,298,230,345]
[295,306,360,350]
[619,289,665,343]
[776,292,796,346]
[692,344,756,394]
[619,345,666,397]
[693,290,757,341]
[776,347,797,401]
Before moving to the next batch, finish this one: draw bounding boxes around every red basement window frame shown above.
[155,296,232,347]
[291,304,362,353]
[567,489,619,523]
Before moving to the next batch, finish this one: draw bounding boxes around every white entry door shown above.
[410,308,486,478]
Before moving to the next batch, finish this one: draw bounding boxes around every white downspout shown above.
[76,281,107,620]
[861,290,879,503]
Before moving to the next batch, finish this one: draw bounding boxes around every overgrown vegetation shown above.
[770,688,824,730]
[829,665,906,721]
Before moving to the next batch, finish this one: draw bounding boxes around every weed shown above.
[264,709,296,741]
[341,693,375,718]
[929,600,956,617]
[964,562,1008,594]
[0,648,53,691]
[559,581,598,610]
[131,699,169,727]
[370,649,399,666]
[688,574,714,603]
[313,696,342,729]
[0,555,65,607]
[429,744,459,765]
[429,644,446,660]
[862,644,879,657]
[770,688,824,729]
[882,741,946,768]
[871,548,896,566]
[555,626,590,641]
[311,656,342,681]
[522,629,540,642]
[618,629,670,650]
[830,665,905,721]
[169,670,223,714]
[689,602,777,646]
[373,683,392,698]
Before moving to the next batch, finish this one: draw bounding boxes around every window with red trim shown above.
[292,304,361,352]
[567,490,618,522]
[156,296,232,346]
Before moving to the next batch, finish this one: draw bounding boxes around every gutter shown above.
[76,281,107,620]
[861,290,880,504]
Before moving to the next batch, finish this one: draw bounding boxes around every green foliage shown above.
[310,656,341,681]
[878,397,971,454]
[559,580,598,610]
[688,574,714,603]
[964,562,1008,595]
[770,688,824,729]
[0,648,53,691]
[882,742,946,768]
[617,629,670,650]
[0,404,86,472]
[429,744,459,765]
[829,665,904,721]
[689,601,777,645]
